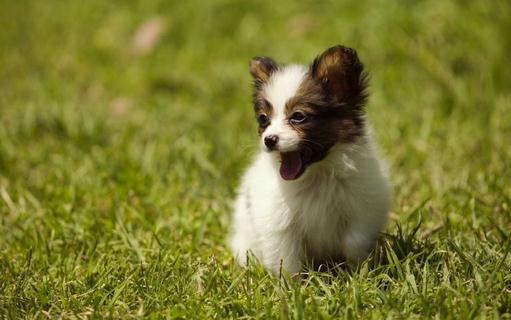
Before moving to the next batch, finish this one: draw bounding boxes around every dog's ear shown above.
[310,45,368,108]
[249,57,278,86]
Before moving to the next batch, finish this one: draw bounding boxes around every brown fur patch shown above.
[284,77,325,115]
[249,57,278,88]
[283,70,365,151]
[310,45,368,109]
[279,45,368,163]
[253,96,273,135]
[249,57,279,135]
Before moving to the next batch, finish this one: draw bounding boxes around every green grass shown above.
[1,0,510,318]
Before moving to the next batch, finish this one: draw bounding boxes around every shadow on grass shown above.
[371,222,437,267]
[300,222,440,282]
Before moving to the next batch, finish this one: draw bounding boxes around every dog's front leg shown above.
[261,231,303,276]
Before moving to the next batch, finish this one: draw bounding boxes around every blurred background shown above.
[0,0,510,317]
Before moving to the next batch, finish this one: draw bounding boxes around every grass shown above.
[0,0,510,318]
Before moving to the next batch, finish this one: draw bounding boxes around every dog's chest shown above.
[282,175,354,255]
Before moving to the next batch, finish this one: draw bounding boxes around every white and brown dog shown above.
[229,45,391,275]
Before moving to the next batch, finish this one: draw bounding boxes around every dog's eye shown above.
[289,112,306,124]
[257,114,269,126]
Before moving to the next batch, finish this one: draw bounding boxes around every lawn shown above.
[1,0,510,318]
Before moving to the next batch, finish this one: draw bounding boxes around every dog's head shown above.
[249,45,368,180]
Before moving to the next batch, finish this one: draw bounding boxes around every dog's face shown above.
[249,45,368,180]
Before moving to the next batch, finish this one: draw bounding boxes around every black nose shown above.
[264,135,279,149]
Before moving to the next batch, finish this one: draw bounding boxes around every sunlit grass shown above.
[0,0,510,318]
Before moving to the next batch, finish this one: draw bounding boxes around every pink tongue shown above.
[279,152,303,180]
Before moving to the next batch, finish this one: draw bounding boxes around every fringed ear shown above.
[310,45,368,108]
[249,56,278,88]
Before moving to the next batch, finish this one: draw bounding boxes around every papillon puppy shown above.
[228,45,391,275]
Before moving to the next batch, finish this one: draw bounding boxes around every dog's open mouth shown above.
[279,149,313,181]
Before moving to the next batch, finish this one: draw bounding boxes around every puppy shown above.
[228,45,391,275]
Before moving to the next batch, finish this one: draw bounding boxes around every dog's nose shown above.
[264,135,279,150]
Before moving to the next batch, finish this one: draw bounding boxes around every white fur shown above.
[228,67,391,275]
[261,65,307,152]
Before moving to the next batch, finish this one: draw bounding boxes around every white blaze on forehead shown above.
[263,65,307,117]
[261,65,307,153]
